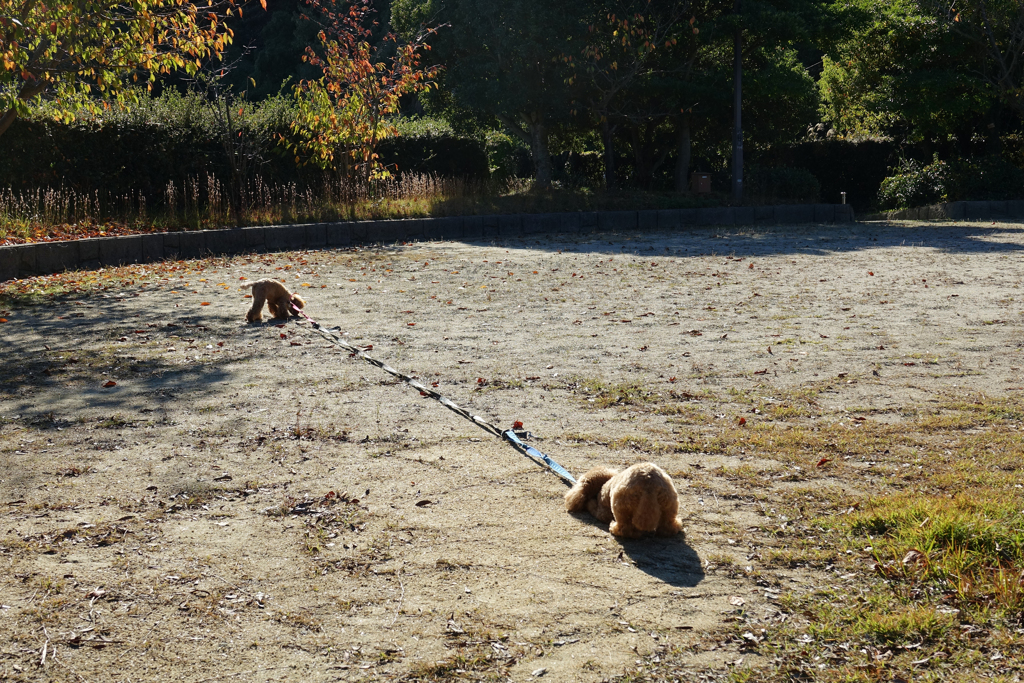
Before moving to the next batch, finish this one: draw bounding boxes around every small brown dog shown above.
[565,462,682,538]
[245,278,306,322]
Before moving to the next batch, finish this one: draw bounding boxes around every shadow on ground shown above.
[568,512,705,588]
[0,296,260,418]
[467,221,1024,258]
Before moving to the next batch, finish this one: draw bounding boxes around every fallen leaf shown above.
[748,263,754,269]
[0,318,7,323]
[737,417,746,426]
[754,368,768,375]
[415,500,432,507]
[902,549,925,566]
[729,596,745,606]
[200,302,210,306]
[868,271,874,276]
[816,457,831,467]
[102,381,116,388]
[513,420,524,429]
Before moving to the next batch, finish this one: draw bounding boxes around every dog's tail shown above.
[564,466,616,512]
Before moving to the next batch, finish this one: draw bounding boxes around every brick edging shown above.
[0,204,855,282]
[883,200,1024,221]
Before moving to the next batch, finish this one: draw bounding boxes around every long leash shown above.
[290,304,577,486]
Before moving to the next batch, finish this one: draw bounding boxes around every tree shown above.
[568,0,695,189]
[589,0,825,191]
[819,0,995,149]
[0,0,255,138]
[392,0,581,187]
[287,0,439,180]
[922,0,1024,122]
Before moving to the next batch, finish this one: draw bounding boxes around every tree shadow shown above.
[568,512,704,588]
[0,297,266,419]
[471,220,1024,258]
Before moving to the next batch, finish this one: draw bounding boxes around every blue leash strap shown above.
[502,430,577,486]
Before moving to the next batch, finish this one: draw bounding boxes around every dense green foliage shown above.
[6,0,1024,212]
[0,93,486,199]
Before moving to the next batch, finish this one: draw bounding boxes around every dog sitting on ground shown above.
[565,462,682,538]
[245,278,306,322]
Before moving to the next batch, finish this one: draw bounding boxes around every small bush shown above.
[877,157,950,210]
[745,166,820,204]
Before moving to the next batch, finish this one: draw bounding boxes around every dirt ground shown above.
[1,219,1023,682]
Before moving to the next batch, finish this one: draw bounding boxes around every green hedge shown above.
[745,166,820,204]
[0,98,489,202]
[765,138,899,211]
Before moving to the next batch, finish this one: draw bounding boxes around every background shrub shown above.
[878,155,1024,209]
[877,157,950,210]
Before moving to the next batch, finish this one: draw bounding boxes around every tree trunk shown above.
[527,114,552,189]
[0,81,48,138]
[675,117,691,192]
[0,109,19,139]
[601,119,617,190]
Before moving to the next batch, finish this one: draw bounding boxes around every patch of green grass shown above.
[628,394,1024,681]
[840,491,1024,618]
[96,413,135,429]
[575,378,662,409]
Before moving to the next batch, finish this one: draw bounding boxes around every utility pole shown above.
[732,0,743,204]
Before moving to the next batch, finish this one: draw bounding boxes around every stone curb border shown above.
[883,200,1024,222]
[1,203,854,283]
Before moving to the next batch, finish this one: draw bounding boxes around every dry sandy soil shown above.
[1,220,1023,682]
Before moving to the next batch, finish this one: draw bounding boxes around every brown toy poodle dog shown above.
[245,279,306,322]
[565,462,683,538]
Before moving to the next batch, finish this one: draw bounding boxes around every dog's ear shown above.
[291,294,306,310]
